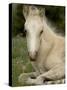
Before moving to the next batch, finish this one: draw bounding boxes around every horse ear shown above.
[23,5,45,19]
[29,6,45,17]
[39,7,45,17]
[29,5,38,11]
[23,5,29,19]
[29,5,39,15]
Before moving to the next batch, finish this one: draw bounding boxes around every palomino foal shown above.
[19,5,65,85]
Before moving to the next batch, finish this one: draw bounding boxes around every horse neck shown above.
[42,17,56,42]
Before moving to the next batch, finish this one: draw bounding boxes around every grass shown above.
[12,35,34,86]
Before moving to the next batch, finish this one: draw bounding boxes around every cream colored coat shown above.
[19,5,65,85]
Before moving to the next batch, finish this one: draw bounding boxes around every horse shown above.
[18,5,65,85]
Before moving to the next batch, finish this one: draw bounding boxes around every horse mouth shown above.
[28,52,37,61]
[30,57,36,61]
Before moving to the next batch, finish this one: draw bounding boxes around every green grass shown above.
[12,35,34,86]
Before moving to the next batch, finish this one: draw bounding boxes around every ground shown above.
[12,35,34,86]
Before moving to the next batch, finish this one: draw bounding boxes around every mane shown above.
[43,16,64,37]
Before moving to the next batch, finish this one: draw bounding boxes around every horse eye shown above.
[24,29,27,33]
[40,30,43,35]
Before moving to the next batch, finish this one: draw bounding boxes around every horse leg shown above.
[18,72,39,85]
[45,78,65,84]
[32,63,65,85]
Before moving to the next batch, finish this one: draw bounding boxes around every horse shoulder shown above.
[42,35,64,70]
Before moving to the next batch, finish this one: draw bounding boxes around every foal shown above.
[19,5,65,85]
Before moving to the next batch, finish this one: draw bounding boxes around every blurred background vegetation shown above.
[11,3,65,86]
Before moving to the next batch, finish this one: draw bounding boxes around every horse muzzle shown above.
[28,51,37,61]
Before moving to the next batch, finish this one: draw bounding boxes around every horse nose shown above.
[28,51,37,61]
